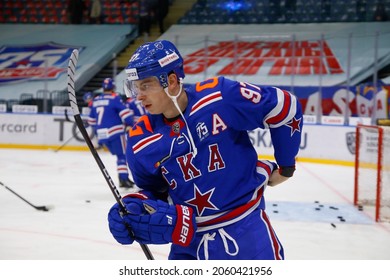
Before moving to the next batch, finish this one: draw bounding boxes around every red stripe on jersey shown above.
[120,109,131,119]
[256,161,272,176]
[117,166,128,173]
[197,187,264,227]
[261,210,283,260]
[88,119,96,125]
[266,90,291,125]
[108,126,123,134]
[190,91,222,115]
[132,134,162,153]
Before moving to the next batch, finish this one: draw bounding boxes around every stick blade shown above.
[36,205,54,212]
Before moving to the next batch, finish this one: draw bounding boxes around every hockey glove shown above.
[108,191,153,245]
[123,199,197,246]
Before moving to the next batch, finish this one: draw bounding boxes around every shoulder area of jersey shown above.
[190,76,236,94]
[128,114,155,138]
[101,92,118,99]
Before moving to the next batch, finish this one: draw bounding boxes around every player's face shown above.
[131,77,161,96]
[132,77,171,115]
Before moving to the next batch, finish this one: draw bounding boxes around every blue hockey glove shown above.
[107,192,152,245]
[123,199,197,247]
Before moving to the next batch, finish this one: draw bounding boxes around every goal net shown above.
[354,124,390,222]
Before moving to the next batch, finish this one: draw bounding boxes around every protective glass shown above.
[124,76,162,98]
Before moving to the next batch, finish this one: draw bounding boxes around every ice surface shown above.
[0,148,389,260]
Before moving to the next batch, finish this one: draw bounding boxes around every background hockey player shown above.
[125,96,148,123]
[108,40,303,259]
[83,91,94,108]
[87,78,135,189]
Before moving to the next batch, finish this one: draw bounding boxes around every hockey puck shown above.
[315,207,321,211]
[331,223,336,228]
[338,216,346,222]
[85,200,91,203]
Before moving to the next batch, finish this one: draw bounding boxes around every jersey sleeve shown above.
[113,95,134,126]
[218,77,303,168]
[87,104,97,127]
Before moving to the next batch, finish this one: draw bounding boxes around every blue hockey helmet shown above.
[102,78,115,91]
[83,92,92,102]
[124,40,185,90]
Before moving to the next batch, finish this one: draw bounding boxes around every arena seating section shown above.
[0,0,389,25]
[0,0,389,113]
[179,0,390,24]
[0,0,140,24]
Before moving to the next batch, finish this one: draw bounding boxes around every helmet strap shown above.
[163,79,198,157]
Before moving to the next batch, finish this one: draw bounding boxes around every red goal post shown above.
[354,124,390,222]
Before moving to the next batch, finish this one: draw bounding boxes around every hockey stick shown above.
[64,108,74,123]
[56,109,102,152]
[53,109,80,153]
[67,49,154,260]
[54,132,79,153]
[0,181,52,211]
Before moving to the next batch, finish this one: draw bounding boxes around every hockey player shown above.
[83,91,94,107]
[107,40,303,259]
[125,96,148,123]
[87,78,135,189]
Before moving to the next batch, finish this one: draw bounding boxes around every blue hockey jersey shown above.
[88,93,134,143]
[126,76,302,230]
[126,97,148,123]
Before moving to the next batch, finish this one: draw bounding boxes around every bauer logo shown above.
[346,132,356,154]
[0,42,82,84]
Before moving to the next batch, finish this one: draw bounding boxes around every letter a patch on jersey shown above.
[212,113,227,135]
